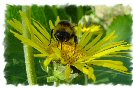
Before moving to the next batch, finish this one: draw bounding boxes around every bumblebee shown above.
[49,20,78,49]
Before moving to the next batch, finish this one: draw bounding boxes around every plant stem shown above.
[55,79,60,87]
[22,6,37,85]
[84,74,88,85]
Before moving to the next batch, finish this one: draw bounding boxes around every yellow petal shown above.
[33,21,50,40]
[31,25,49,45]
[82,67,89,74]
[96,41,128,53]
[49,20,55,30]
[78,31,90,46]
[79,32,93,49]
[75,23,82,38]
[34,54,48,58]
[73,63,85,71]
[90,45,130,60]
[90,25,101,32]
[84,32,103,50]
[10,30,48,54]
[89,60,130,74]
[7,19,23,34]
[90,60,123,65]
[32,35,45,48]
[86,31,116,54]
[65,64,71,80]
[82,67,96,82]
[55,16,60,26]
[44,54,55,67]
[74,63,96,82]
[52,48,61,58]
[82,25,101,32]
[88,67,96,82]
[102,54,132,59]
[19,11,32,34]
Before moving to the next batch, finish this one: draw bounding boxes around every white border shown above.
[1,0,133,6]
[0,0,133,88]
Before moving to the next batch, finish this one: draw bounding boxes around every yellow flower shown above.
[8,11,131,82]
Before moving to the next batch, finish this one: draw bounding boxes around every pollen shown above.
[61,42,85,65]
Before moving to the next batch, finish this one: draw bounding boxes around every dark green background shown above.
[4,5,132,85]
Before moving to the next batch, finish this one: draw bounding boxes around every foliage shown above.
[4,5,132,85]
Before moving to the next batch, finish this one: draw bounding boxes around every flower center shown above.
[61,42,84,65]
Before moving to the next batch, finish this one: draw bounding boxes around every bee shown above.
[49,20,78,49]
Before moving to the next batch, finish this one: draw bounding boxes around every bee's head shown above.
[55,30,70,42]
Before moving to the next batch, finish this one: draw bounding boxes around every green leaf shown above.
[95,78,110,84]
[108,15,132,43]
[5,5,132,86]
[106,15,132,85]
[56,6,70,20]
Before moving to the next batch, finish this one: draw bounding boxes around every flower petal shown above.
[10,30,48,54]
[86,31,117,54]
[96,41,129,53]
[78,31,90,46]
[31,25,49,45]
[102,54,132,59]
[79,32,93,49]
[83,67,96,82]
[74,63,96,82]
[65,64,71,80]
[44,54,55,67]
[32,35,45,49]
[89,60,130,74]
[34,54,48,58]
[52,48,61,58]
[19,11,32,34]
[55,16,60,26]
[49,20,55,30]
[84,32,103,50]
[82,25,101,32]
[7,19,23,34]
[90,45,130,60]
[33,20,50,40]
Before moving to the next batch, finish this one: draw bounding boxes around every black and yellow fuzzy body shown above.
[49,20,78,49]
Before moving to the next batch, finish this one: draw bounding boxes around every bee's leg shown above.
[48,29,54,46]
[61,42,63,50]
[57,41,59,48]
[54,34,60,48]
[74,35,78,49]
